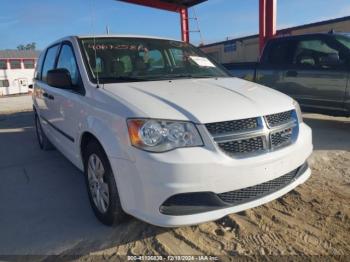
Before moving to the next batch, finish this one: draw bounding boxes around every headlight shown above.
[293,100,303,123]
[127,119,203,152]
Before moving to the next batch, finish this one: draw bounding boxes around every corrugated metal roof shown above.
[0,50,40,59]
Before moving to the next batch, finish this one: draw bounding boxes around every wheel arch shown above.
[79,127,131,165]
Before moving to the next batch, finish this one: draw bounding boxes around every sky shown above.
[1,0,350,50]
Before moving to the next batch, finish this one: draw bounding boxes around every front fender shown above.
[80,115,133,162]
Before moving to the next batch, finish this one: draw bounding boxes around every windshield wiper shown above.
[163,74,217,79]
[98,76,151,83]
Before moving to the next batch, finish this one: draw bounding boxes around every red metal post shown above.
[259,0,276,54]
[265,0,277,40]
[180,8,190,43]
[259,0,266,54]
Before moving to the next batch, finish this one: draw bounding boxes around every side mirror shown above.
[28,84,33,89]
[47,68,72,89]
[320,53,340,67]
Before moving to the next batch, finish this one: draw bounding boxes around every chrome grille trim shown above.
[205,110,298,157]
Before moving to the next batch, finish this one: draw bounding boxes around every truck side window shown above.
[293,39,344,69]
[265,41,296,66]
[42,45,60,83]
[57,44,79,86]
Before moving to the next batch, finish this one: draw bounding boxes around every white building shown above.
[0,50,40,96]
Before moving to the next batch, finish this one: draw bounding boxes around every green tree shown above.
[17,42,36,51]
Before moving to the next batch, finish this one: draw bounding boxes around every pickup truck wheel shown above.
[84,140,128,226]
[35,113,54,150]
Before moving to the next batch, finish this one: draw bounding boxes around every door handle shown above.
[48,94,54,100]
[43,92,49,98]
[286,70,298,77]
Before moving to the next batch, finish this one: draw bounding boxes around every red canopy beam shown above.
[117,0,205,43]
[118,0,182,12]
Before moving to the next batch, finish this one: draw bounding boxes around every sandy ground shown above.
[0,95,349,258]
[87,148,350,257]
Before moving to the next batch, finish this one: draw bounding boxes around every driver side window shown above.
[57,44,79,86]
[293,39,344,69]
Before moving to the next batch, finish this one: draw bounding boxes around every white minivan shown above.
[32,35,313,227]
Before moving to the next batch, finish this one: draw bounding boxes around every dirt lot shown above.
[0,95,349,258]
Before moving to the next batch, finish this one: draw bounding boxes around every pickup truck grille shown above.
[217,165,302,205]
[265,110,293,127]
[205,117,258,135]
[205,110,298,157]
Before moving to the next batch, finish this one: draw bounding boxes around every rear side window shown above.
[42,45,60,82]
[56,44,79,85]
[34,52,45,80]
[264,40,297,66]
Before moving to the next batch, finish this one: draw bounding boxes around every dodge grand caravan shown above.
[32,35,313,227]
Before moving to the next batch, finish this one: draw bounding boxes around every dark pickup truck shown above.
[224,33,350,117]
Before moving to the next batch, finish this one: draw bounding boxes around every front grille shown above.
[218,137,265,155]
[265,110,293,127]
[218,167,302,205]
[205,110,297,157]
[205,117,258,136]
[271,127,293,148]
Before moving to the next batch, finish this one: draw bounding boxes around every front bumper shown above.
[110,123,313,227]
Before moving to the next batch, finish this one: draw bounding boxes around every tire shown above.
[83,140,128,226]
[35,112,54,150]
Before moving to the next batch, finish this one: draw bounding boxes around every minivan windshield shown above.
[79,37,228,83]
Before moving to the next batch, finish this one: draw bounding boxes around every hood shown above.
[102,77,295,124]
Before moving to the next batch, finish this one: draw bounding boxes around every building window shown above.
[23,59,35,69]
[10,60,21,69]
[0,79,10,87]
[0,60,7,69]
[224,41,237,53]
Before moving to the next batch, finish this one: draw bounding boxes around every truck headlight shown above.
[127,119,203,152]
[293,100,303,123]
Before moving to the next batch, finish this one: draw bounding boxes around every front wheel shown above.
[84,140,128,226]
